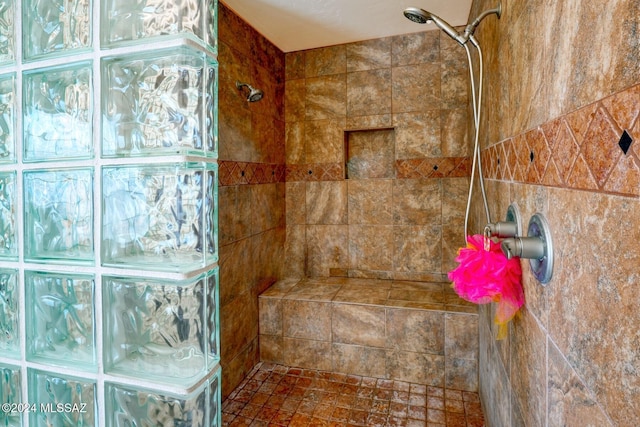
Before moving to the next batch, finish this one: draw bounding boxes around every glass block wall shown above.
[0,1,220,426]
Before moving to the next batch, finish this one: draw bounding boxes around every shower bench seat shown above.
[258,277,479,392]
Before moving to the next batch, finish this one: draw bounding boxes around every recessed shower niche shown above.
[344,128,395,179]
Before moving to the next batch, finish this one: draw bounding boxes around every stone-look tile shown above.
[283,280,341,301]
[445,314,478,361]
[283,300,331,341]
[304,118,345,164]
[306,75,346,120]
[219,238,253,306]
[547,339,613,427]
[442,178,468,225]
[386,350,444,386]
[445,358,478,392]
[346,69,392,117]
[333,283,390,305]
[546,188,640,424]
[388,281,445,306]
[442,221,465,274]
[305,181,347,225]
[259,334,283,364]
[219,184,252,245]
[222,338,260,400]
[346,37,391,72]
[221,290,259,362]
[391,31,439,66]
[285,51,305,81]
[219,3,252,55]
[259,297,282,335]
[392,64,441,113]
[284,338,332,371]
[392,179,442,225]
[441,109,470,157]
[252,227,286,291]
[305,45,347,77]
[345,113,393,130]
[285,121,305,164]
[332,343,386,378]
[332,304,386,347]
[393,111,442,159]
[286,182,306,225]
[348,225,394,272]
[346,129,395,179]
[305,225,349,277]
[510,308,547,427]
[387,308,444,355]
[284,225,306,279]
[347,179,393,225]
[250,183,284,234]
[441,65,468,109]
[393,225,442,273]
[260,278,300,298]
[285,79,306,122]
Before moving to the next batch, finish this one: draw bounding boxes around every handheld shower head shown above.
[403,7,467,45]
[236,81,264,102]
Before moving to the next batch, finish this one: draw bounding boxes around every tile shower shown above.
[0,1,220,426]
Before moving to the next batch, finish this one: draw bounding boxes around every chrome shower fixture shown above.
[403,3,501,45]
[236,81,264,102]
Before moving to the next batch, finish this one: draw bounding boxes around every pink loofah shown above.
[448,234,524,338]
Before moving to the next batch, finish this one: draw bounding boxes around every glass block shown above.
[24,168,94,264]
[0,173,17,259]
[101,47,217,158]
[0,363,21,427]
[105,368,220,427]
[101,0,215,51]
[0,1,14,65]
[0,270,18,358]
[25,271,96,370]
[103,274,211,385]
[102,163,217,272]
[207,268,219,367]
[22,0,91,61]
[28,369,97,427]
[0,74,16,162]
[23,62,93,162]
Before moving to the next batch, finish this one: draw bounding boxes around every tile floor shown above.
[222,363,485,427]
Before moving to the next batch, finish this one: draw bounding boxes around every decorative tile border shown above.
[219,157,472,186]
[482,83,640,197]
[218,161,286,187]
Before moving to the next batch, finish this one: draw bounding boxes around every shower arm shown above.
[463,5,502,41]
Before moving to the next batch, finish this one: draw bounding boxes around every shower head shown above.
[236,81,264,102]
[403,7,467,45]
[403,3,501,46]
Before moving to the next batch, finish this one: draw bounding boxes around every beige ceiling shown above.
[221,0,473,52]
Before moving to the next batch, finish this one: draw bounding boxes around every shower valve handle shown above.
[486,221,518,238]
[500,237,545,260]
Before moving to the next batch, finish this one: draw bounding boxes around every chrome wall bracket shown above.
[500,213,553,285]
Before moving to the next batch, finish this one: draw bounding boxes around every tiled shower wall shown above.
[217,3,286,398]
[469,0,640,425]
[284,31,472,280]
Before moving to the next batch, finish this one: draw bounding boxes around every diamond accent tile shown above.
[581,107,622,187]
[601,84,640,132]
[550,120,580,184]
[618,130,633,155]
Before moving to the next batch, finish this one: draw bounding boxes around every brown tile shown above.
[392,64,441,113]
[284,338,332,371]
[286,51,305,81]
[283,300,332,340]
[444,314,478,360]
[346,37,392,72]
[332,343,387,378]
[306,45,347,77]
[258,297,282,335]
[391,31,439,66]
[332,284,390,305]
[393,111,442,159]
[283,280,341,301]
[386,350,444,386]
[347,69,392,117]
[306,225,349,277]
[332,304,386,347]
[306,181,348,225]
[580,106,622,187]
[386,308,444,354]
[393,225,442,273]
[348,225,394,271]
[306,75,346,120]
[347,179,393,225]
[392,179,442,225]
